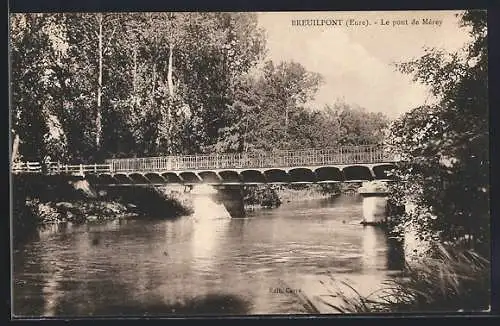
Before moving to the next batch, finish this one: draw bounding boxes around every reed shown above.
[299,244,490,313]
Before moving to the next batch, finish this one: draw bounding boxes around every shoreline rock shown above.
[26,198,139,225]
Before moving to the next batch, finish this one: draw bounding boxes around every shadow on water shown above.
[14,252,251,317]
[360,224,406,272]
[386,235,405,271]
[16,284,251,317]
[15,295,251,318]
[91,293,251,316]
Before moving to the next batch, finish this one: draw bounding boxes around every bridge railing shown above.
[46,163,112,175]
[106,145,392,173]
[11,162,112,175]
[12,146,394,175]
[11,161,42,174]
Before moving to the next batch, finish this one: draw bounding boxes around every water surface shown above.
[13,195,402,316]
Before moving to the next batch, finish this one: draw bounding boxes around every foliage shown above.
[10,12,390,164]
[10,14,64,161]
[216,74,389,153]
[386,10,489,254]
[324,101,390,146]
[243,185,281,208]
[10,13,268,159]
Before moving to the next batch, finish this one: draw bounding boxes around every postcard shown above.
[10,10,490,317]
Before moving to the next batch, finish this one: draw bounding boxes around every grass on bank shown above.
[298,244,490,313]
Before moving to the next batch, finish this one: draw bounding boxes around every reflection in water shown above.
[191,185,231,220]
[13,195,403,316]
[41,255,61,316]
[386,235,405,271]
[36,222,76,241]
[360,226,388,272]
[191,216,230,277]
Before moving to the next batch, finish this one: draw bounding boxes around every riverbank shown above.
[243,183,361,210]
[13,180,360,237]
[12,177,194,246]
[24,198,138,224]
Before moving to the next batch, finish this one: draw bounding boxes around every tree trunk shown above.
[167,43,174,98]
[96,13,103,148]
[151,62,156,102]
[132,46,137,95]
[243,118,249,153]
[11,133,20,164]
[285,106,289,133]
[284,98,289,149]
[166,43,174,153]
[152,61,161,150]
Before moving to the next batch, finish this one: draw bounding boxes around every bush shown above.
[243,185,281,208]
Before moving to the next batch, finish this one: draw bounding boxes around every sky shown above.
[256,11,472,119]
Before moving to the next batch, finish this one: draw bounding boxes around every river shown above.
[12,193,404,317]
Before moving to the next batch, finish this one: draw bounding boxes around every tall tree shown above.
[323,100,390,146]
[10,13,69,161]
[62,13,124,156]
[216,60,323,152]
[260,61,323,148]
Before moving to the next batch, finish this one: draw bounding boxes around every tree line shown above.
[10,12,389,164]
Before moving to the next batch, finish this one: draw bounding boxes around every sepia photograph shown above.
[10,9,490,317]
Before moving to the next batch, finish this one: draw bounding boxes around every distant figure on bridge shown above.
[42,155,52,174]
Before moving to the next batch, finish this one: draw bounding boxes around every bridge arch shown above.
[288,168,316,183]
[98,173,116,184]
[219,170,241,183]
[179,172,201,184]
[343,165,373,181]
[198,171,220,183]
[145,172,166,183]
[240,170,266,184]
[264,169,289,183]
[314,167,343,182]
[114,173,133,184]
[161,172,182,183]
[129,173,150,184]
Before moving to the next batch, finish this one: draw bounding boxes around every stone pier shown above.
[215,185,245,218]
[358,181,389,225]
